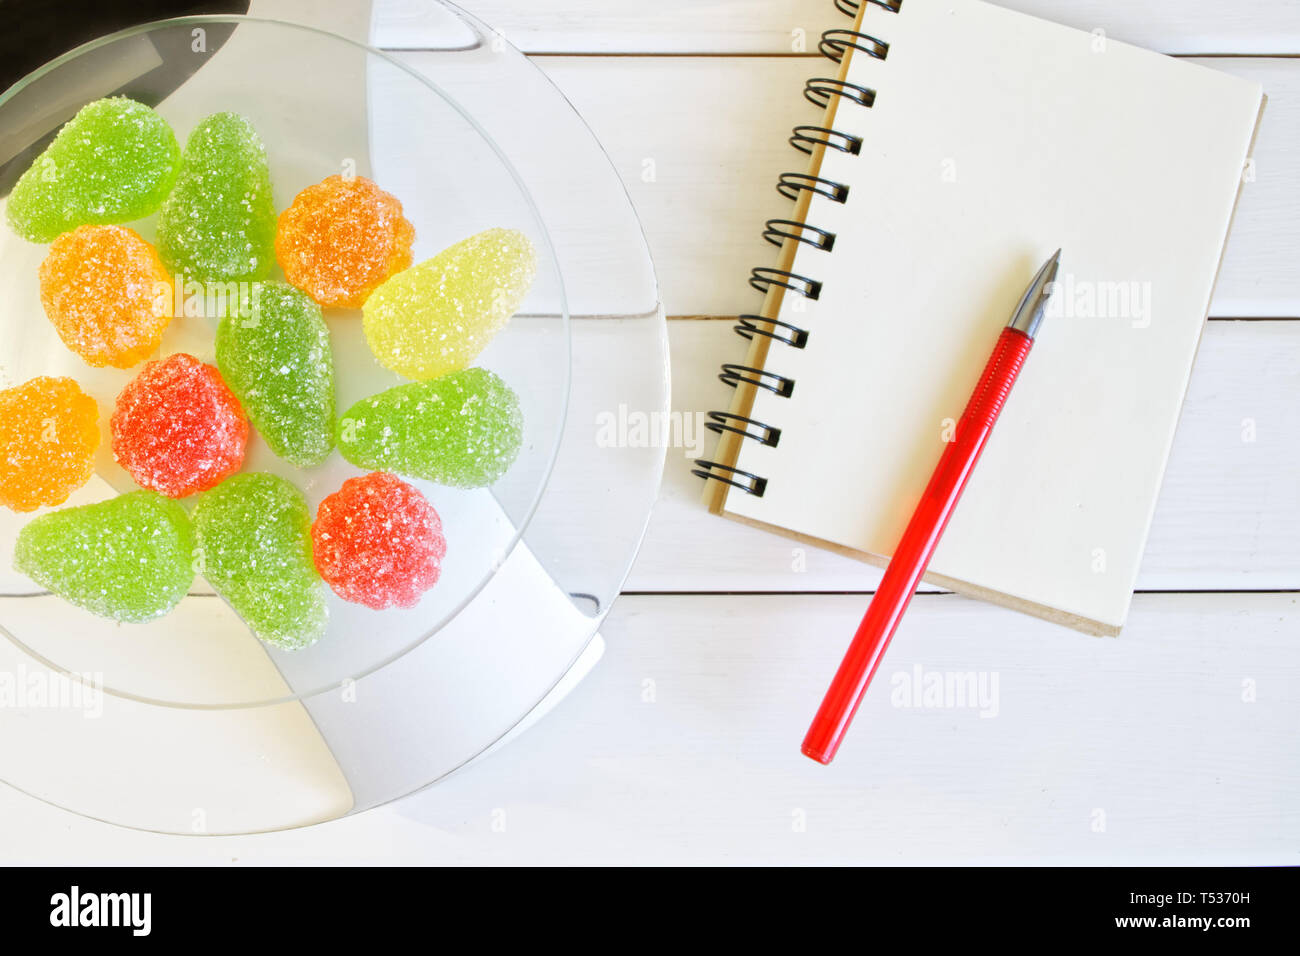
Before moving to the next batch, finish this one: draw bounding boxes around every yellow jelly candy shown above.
[361,227,536,381]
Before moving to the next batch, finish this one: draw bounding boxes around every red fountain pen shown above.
[802,249,1061,765]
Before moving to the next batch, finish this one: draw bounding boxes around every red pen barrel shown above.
[802,327,1034,764]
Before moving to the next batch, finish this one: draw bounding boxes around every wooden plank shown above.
[376,0,1300,55]
[625,318,1300,593]
[1199,56,1299,317]
[536,55,799,319]
[540,590,1297,863]
[18,319,1274,600]
[0,320,1289,603]
[517,55,1298,318]
[2,591,1293,862]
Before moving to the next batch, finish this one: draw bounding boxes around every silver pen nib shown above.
[1007,248,1061,339]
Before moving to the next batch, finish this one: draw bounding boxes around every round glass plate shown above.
[0,5,667,833]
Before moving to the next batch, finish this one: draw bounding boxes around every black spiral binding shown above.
[776,172,849,204]
[835,0,903,15]
[790,125,862,156]
[804,77,877,110]
[694,0,899,497]
[718,364,795,397]
[735,314,810,348]
[749,267,822,300]
[762,219,835,251]
[818,28,889,64]
[705,412,782,447]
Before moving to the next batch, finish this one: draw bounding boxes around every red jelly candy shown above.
[311,471,446,609]
[111,353,248,498]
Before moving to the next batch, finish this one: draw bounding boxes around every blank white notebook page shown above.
[726,0,1262,632]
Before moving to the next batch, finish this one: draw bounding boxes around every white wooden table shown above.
[1,0,1297,864]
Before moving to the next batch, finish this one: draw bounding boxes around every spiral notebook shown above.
[698,0,1264,636]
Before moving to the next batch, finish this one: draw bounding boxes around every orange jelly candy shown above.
[0,377,100,512]
[39,225,172,369]
[275,174,415,309]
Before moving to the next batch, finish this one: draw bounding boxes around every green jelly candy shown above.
[13,491,195,623]
[338,368,522,488]
[6,97,181,243]
[362,227,537,381]
[215,282,335,467]
[193,473,327,651]
[158,112,276,282]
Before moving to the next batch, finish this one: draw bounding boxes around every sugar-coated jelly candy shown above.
[193,473,327,650]
[0,377,100,512]
[39,225,173,369]
[158,112,276,283]
[6,97,181,243]
[362,228,536,381]
[14,491,195,623]
[112,353,248,498]
[215,282,335,467]
[311,472,445,610]
[275,174,414,308]
[336,368,522,488]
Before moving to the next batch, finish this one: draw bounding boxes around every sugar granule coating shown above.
[6,97,181,243]
[14,491,195,623]
[215,282,335,467]
[158,112,276,283]
[39,225,173,369]
[275,174,414,309]
[362,228,536,381]
[193,473,328,650]
[111,353,248,499]
[0,377,100,512]
[336,368,522,488]
[311,472,446,610]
